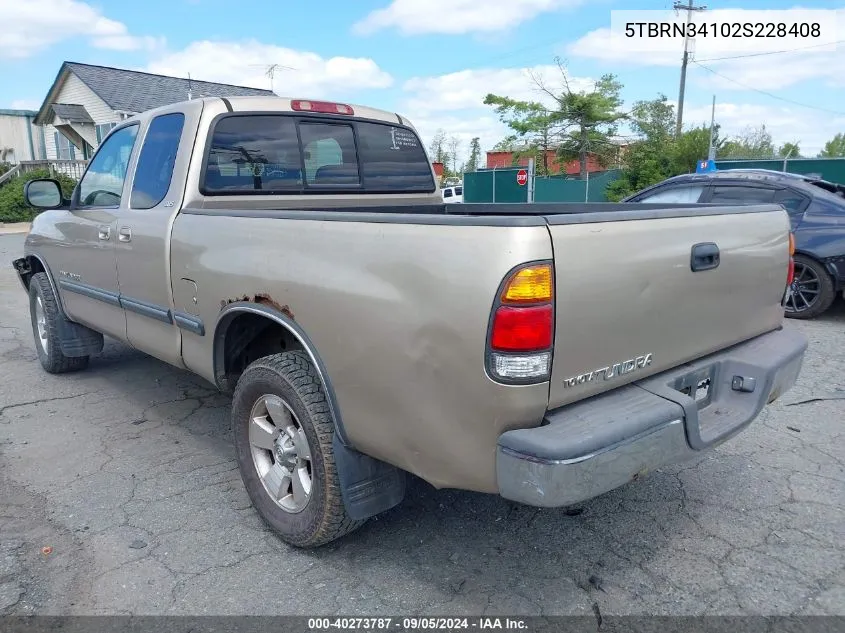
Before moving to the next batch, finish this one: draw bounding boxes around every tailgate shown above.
[546,206,791,410]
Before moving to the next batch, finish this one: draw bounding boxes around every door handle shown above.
[118,227,132,243]
[98,226,110,241]
[691,242,720,272]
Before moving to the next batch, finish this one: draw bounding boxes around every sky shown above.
[2,0,845,162]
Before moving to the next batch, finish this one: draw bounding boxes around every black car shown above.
[625,169,845,319]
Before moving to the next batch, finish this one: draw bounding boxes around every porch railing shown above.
[18,160,89,181]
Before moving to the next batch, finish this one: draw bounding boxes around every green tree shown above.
[606,95,678,201]
[482,95,559,175]
[778,142,801,158]
[538,66,626,178]
[672,124,721,174]
[465,137,481,172]
[719,125,775,159]
[819,133,845,158]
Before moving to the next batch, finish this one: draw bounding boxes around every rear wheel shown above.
[28,272,89,373]
[785,255,835,319]
[232,351,364,547]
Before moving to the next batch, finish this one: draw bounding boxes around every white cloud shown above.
[354,0,583,36]
[145,40,393,97]
[10,99,41,110]
[403,65,595,116]
[682,102,845,156]
[0,0,163,58]
[566,8,845,91]
[401,65,596,163]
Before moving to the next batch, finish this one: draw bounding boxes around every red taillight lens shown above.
[491,305,553,352]
[291,100,354,115]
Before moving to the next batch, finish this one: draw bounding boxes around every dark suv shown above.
[625,169,845,319]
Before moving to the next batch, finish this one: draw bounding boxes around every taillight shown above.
[787,233,795,285]
[488,262,554,383]
[291,100,354,115]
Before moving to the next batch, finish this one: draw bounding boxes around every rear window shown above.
[202,114,435,194]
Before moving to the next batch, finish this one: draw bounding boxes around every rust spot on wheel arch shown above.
[220,293,294,320]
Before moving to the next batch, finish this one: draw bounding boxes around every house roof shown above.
[35,61,275,124]
[51,103,94,123]
[0,109,38,117]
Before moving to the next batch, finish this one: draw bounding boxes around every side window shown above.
[709,185,775,204]
[638,185,706,203]
[130,113,185,209]
[299,122,359,185]
[775,189,810,214]
[78,124,138,207]
[204,115,301,192]
[443,189,453,198]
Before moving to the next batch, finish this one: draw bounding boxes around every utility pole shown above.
[707,94,716,160]
[674,0,706,137]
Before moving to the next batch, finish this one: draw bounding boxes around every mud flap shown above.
[332,435,406,520]
[56,317,104,357]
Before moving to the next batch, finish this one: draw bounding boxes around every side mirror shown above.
[24,179,63,209]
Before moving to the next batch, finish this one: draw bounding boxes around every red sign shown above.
[516,169,528,186]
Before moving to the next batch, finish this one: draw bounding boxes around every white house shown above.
[34,61,275,161]
[0,109,45,164]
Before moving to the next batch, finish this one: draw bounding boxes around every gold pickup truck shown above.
[13,97,807,547]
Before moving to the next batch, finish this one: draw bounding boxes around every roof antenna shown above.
[187,72,193,101]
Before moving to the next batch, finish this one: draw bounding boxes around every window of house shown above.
[96,122,117,144]
[54,132,76,160]
[131,113,185,209]
[78,124,138,207]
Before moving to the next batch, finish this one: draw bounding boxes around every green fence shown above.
[463,169,620,203]
[463,169,527,203]
[534,170,621,203]
[714,158,845,184]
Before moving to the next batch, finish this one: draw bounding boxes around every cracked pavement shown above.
[0,233,843,617]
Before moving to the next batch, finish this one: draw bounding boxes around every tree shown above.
[465,137,481,172]
[483,95,559,175]
[448,136,461,176]
[778,142,801,158]
[428,129,450,166]
[819,133,845,158]
[719,125,775,159]
[543,71,626,178]
[673,124,721,174]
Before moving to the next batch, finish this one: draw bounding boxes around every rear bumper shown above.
[496,327,807,507]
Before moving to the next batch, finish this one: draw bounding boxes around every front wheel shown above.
[28,272,89,373]
[231,351,364,547]
[785,255,835,319]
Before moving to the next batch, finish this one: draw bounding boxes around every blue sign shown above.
[696,159,717,173]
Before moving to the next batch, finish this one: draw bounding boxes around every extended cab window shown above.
[78,124,138,207]
[131,113,185,209]
[202,115,435,194]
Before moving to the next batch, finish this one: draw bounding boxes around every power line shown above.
[696,39,845,62]
[692,61,845,115]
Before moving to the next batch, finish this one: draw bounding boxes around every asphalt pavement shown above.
[0,232,843,617]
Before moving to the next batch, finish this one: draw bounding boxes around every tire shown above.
[232,351,364,547]
[785,254,835,320]
[28,272,89,373]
